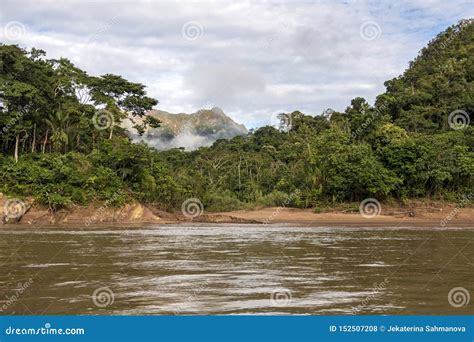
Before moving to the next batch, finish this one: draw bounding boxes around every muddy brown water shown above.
[0,224,472,315]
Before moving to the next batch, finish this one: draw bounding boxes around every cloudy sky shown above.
[1,0,473,128]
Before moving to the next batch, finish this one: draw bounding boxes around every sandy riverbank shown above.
[220,206,473,227]
[1,196,472,227]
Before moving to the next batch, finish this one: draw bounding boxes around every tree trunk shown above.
[42,129,49,154]
[238,155,242,189]
[21,134,26,153]
[14,133,19,163]
[31,124,36,153]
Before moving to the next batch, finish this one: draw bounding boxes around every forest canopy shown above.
[0,20,472,212]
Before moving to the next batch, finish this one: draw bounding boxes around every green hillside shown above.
[376,19,473,132]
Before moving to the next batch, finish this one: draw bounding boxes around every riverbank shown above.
[220,206,473,227]
[1,196,472,227]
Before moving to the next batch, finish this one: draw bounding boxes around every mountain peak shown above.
[132,108,248,150]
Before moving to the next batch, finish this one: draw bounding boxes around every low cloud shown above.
[137,129,215,151]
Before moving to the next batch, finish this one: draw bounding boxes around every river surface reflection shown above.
[0,224,472,315]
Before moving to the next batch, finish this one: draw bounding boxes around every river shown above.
[0,224,472,315]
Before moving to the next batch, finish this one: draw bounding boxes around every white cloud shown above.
[1,0,472,128]
[184,63,266,106]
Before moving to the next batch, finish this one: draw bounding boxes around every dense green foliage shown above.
[376,19,474,132]
[0,20,472,211]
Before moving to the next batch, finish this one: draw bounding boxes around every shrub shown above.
[203,191,248,212]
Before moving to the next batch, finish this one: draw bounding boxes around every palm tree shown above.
[44,111,71,152]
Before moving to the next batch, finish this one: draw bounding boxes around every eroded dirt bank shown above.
[0,194,472,227]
